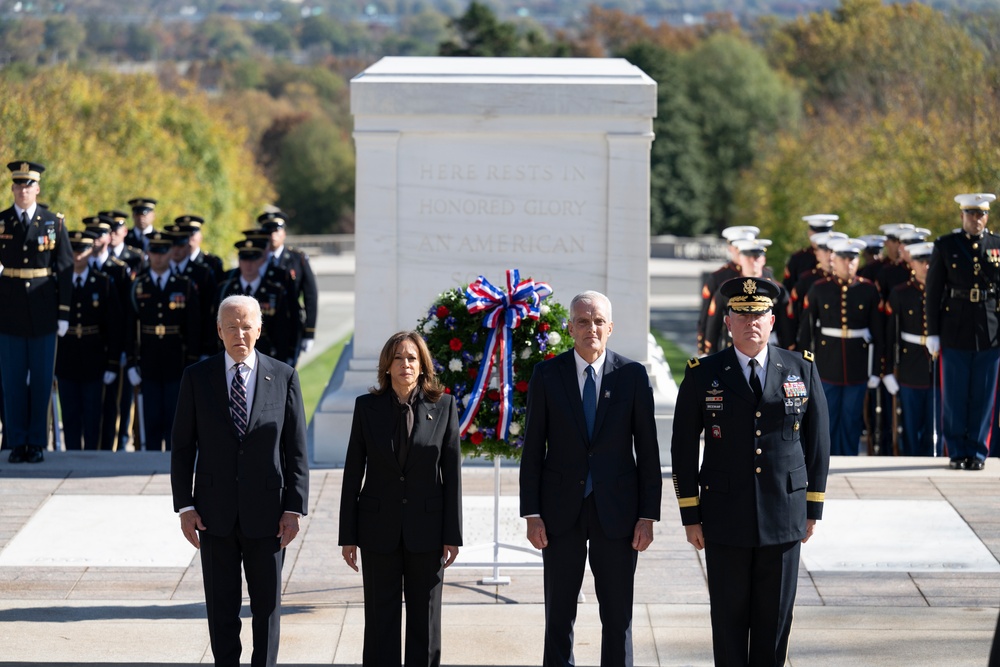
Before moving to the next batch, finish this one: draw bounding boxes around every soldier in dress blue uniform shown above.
[672,276,830,667]
[103,209,143,276]
[697,225,759,355]
[797,238,884,456]
[258,211,318,366]
[174,214,224,282]
[925,193,1000,471]
[125,232,201,451]
[126,197,157,253]
[216,238,296,363]
[56,230,123,451]
[883,242,940,456]
[782,213,838,291]
[0,161,73,463]
[165,220,216,359]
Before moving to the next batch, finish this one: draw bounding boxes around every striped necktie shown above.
[230,362,248,436]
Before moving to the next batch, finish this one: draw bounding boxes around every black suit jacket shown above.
[170,352,309,538]
[670,345,830,547]
[339,390,463,554]
[519,349,662,540]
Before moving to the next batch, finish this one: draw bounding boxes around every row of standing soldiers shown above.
[0,160,318,461]
[696,194,1000,469]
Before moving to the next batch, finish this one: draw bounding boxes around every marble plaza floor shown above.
[0,453,998,666]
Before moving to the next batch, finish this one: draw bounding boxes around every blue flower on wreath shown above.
[445,316,457,330]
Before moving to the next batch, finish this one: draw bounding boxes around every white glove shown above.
[300,338,314,354]
[57,320,68,337]
[103,371,117,385]
[926,335,940,357]
[882,373,900,395]
[867,375,881,389]
[127,367,142,386]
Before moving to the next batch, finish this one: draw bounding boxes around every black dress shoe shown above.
[24,446,44,463]
[949,458,965,469]
[965,458,985,471]
[7,446,25,463]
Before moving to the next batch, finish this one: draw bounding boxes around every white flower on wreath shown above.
[424,315,438,332]
[488,373,499,389]
[468,424,478,434]
[547,331,561,346]
[448,358,463,372]
[520,347,531,360]
[539,304,550,316]
[508,421,522,436]
[475,352,483,361]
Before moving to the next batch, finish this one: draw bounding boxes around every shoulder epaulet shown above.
[687,357,700,368]
[802,350,814,362]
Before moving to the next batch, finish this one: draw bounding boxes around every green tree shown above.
[275,118,355,234]
[44,16,85,62]
[438,1,560,57]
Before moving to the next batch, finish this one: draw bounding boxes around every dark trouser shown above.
[705,539,801,667]
[0,332,56,448]
[898,385,941,457]
[360,540,445,667]
[57,376,102,450]
[199,527,284,667]
[140,379,180,451]
[941,347,1000,461]
[541,494,637,667]
[821,381,866,456]
[118,370,135,450]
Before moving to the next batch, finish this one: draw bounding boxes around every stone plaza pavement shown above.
[0,454,998,666]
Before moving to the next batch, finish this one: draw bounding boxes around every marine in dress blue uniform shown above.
[925,193,1000,470]
[786,232,846,344]
[126,232,201,451]
[672,277,831,667]
[782,214,838,292]
[0,161,73,463]
[883,242,941,456]
[797,238,884,456]
[56,230,123,451]
[258,211,318,366]
[698,226,759,356]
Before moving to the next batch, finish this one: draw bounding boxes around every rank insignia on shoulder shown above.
[803,350,815,362]
[687,357,700,368]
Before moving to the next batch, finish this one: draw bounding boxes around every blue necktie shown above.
[583,365,596,496]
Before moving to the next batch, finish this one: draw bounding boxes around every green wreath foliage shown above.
[416,285,573,460]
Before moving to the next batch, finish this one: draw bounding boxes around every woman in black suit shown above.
[339,330,463,667]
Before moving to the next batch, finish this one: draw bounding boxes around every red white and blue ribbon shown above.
[459,269,552,440]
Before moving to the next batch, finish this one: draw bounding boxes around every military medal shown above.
[711,425,722,439]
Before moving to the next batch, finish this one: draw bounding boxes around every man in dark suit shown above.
[171,294,309,667]
[0,160,73,463]
[672,277,831,667]
[520,290,661,667]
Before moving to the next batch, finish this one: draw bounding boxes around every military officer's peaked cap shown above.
[174,214,205,231]
[898,228,930,245]
[7,161,44,183]
[98,210,129,227]
[127,197,158,212]
[908,242,934,261]
[83,214,113,234]
[720,277,779,314]
[859,234,887,251]
[812,231,848,251]
[802,213,838,230]
[241,227,270,240]
[955,193,996,210]
[829,238,867,258]
[257,210,288,231]
[733,238,772,256]
[235,237,267,260]
[721,225,759,242]
[147,231,172,253]
[878,223,915,240]
[68,229,98,250]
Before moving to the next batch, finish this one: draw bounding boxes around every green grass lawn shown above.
[298,329,688,422]
[299,334,351,421]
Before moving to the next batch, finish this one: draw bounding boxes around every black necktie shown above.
[20,211,28,228]
[75,276,83,289]
[230,362,248,437]
[748,359,763,403]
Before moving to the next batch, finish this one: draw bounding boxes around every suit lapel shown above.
[718,347,755,404]
[206,354,235,435]
[408,395,441,471]
[246,353,274,432]
[592,351,621,440]
[557,352,590,444]
[365,392,398,468]
[763,346,786,402]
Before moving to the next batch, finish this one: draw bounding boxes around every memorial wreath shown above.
[416,269,573,460]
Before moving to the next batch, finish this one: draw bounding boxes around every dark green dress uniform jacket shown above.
[925,230,1000,351]
[671,345,831,547]
[0,206,73,336]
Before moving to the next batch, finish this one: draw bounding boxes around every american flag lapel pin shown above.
[604,390,611,399]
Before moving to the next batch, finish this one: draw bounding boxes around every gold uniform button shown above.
[755,467,762,474]
[755,448,762,455]
[755,430,761,436]
[755,411,761,418]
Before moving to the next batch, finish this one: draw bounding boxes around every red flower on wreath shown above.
[449,338,462,351]
[488,390,501,401]
[470,431,484,444]
[540,323,550,332]
[436,305,450,318]
[468,368,477,379]
[545,353,556,359]
[515,381,529,393]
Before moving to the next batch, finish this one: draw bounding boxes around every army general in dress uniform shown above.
[925,193,1000,470]
[0,161,73,463]
[672,277,831,667]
